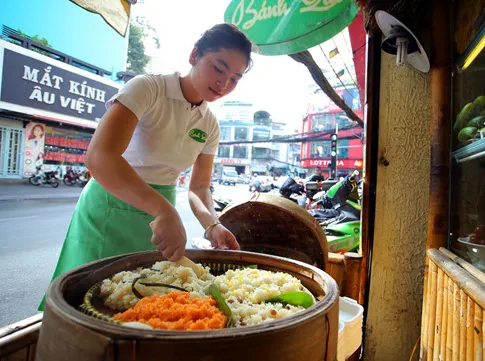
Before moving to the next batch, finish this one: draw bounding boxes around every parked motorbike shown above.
[79,169,92,187]
[213,196,230,213]
[281,172,362,254]
[63,166,83,186]
[309,200,361,253]
[29,167,60,188]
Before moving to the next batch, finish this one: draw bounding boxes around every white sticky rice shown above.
[214,268,307,327]
[99,261,214,311]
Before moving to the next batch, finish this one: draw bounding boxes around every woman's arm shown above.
[86,100,186,260]
[188,154,239,250]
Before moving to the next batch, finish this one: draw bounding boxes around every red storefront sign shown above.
[219,158,250,165]
[300,159,363,168]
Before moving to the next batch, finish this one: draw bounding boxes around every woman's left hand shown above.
[207,224,240,250]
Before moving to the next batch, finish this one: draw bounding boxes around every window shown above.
[253,128,270,141]
[234,127,248,141]
[217,146,230,158]
[311,114,333,132]
[233,146,247,159]
[310,141,331,158]
[220,127,231,141]
[338,139,349,158]
[335,113,353,129]
[253,148,271,159]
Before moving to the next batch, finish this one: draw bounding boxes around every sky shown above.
[132,0,359,131]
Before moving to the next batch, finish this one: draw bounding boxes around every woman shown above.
[39,24,252,310]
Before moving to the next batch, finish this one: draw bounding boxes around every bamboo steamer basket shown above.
[219,193,329,270]
[36,249,339,361]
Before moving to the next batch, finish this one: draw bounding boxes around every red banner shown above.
[300,159,363,168]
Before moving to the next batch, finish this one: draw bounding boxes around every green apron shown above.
[38,179,176,311]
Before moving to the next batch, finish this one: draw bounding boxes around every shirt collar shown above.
[165,72,208,117]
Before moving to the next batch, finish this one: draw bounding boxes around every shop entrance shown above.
[0,126,24,179]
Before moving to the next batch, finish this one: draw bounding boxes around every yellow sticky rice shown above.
[99,261,214,311]
[214,268,305,327]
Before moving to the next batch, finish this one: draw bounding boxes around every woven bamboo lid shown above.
[219,193,328,270]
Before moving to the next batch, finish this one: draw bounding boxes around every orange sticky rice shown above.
[113,291,227,330]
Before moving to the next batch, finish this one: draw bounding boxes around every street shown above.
[0,182,252,327]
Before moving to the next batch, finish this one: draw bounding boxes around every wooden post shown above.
[426,0,452,251]
[342,252,363,302]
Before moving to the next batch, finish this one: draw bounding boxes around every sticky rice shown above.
[100,261,214,311]
[214,268,306,327]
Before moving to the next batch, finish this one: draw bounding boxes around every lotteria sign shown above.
[224,0,359,55]
[300,159,363,168]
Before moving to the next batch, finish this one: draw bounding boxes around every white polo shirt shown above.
[106,73,220,185]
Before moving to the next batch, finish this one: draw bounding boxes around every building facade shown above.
[0,1,128,178]
[300,86,364,178]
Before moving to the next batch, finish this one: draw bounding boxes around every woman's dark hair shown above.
[194,23,253,72]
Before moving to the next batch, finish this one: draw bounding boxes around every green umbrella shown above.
[224,0,359,56]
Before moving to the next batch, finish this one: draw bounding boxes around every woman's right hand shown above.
[150,209,187,261]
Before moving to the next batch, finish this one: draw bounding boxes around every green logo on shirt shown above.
[188,128,207,143]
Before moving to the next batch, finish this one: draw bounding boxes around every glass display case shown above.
[449,23,485,270]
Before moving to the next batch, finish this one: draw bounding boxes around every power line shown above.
[319,44,357,101]
[219,125,363,145]
[331,33,360,91]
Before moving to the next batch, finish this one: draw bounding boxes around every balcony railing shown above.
[1,25,112,77]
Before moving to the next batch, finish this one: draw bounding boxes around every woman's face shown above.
[33,126,43,138]
[190,48,248,102]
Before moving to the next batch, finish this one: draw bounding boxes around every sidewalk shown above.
[0,179,83,201]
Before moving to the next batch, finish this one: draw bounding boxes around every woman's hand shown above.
[150,210,187,261]
[206,224,240,250]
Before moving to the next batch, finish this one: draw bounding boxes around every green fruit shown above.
[466,115,485,128]
[457,126,478,143]
[473,95,485,111]
[454,102,478,132]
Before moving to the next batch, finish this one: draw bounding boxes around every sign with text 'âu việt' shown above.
[224,0,359,56]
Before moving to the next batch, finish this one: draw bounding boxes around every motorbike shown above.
[79,169,92,187]
[213,195,230,213]
[309,200,361,253]
[29,167,60,188]
[281,172,362,254]
[63,166,83,186]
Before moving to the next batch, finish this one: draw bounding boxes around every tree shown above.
[254,110,272,126]
[127,23,149,74]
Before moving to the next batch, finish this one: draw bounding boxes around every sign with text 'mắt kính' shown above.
[0,49,119,122]
[224,0,359,56]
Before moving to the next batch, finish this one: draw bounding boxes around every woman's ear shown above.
[189,47,198,66]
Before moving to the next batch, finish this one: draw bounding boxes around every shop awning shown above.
[224,0,358,56]
[70,0,132,37]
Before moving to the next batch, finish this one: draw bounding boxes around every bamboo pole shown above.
[422,261,430,361]
[460,290,467,361]
[439,248,485,284]
[434,268,445,361]
[428,250,485,310]
[453,282,461,361]
[467,297,475,361]
[474,304,483,361]
[482,310,485,359]
[440,274,449,360]
[446,277,453,361]
[428,260,438,361]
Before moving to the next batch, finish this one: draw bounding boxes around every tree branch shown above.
[289,50,364,126]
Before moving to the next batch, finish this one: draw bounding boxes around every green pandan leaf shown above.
[209,283,233,328]
[264,292,314,309]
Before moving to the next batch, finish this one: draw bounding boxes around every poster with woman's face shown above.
[24,122,46,177]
